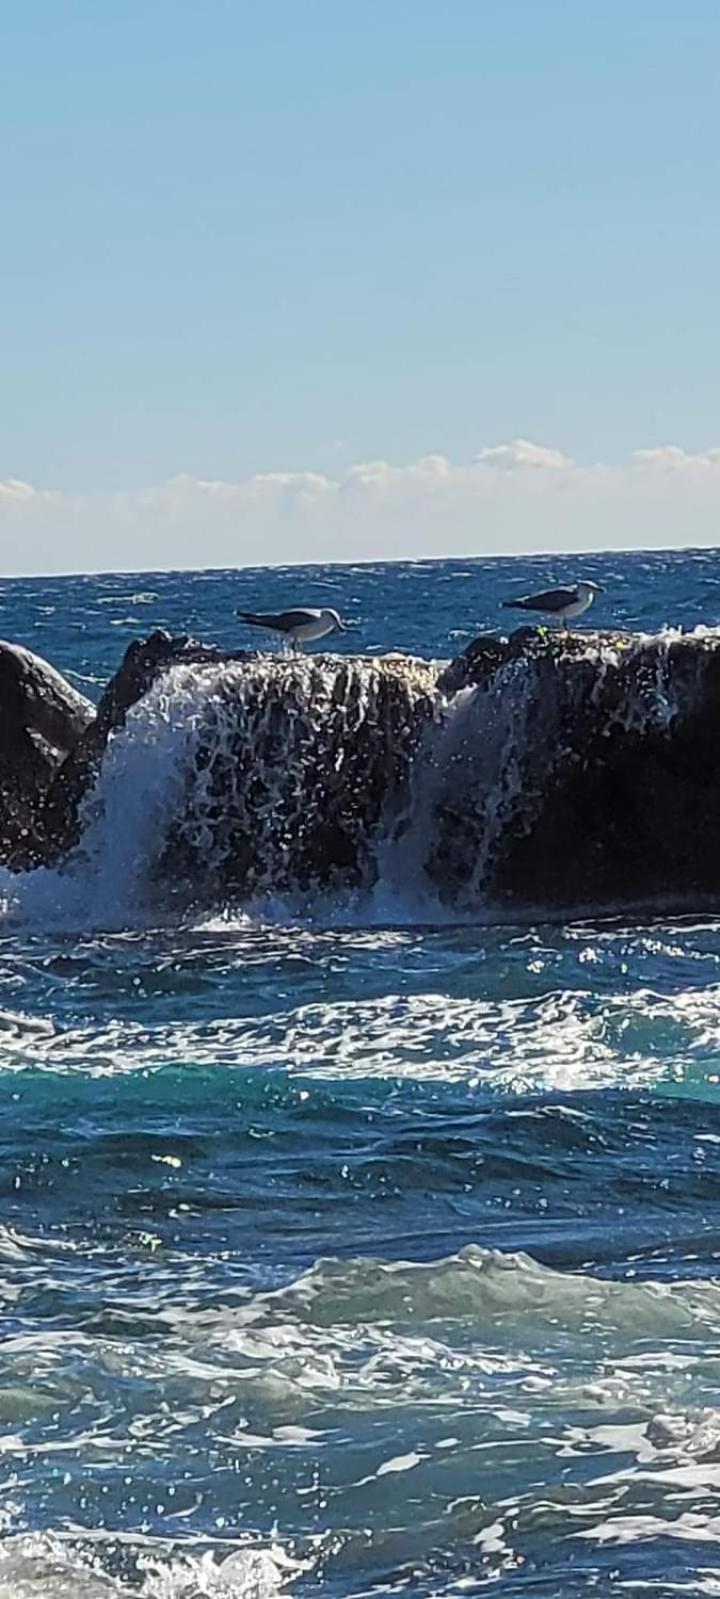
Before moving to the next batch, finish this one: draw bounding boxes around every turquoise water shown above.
[2,552,720,1596]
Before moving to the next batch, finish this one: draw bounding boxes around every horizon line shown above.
[0,539,716,584]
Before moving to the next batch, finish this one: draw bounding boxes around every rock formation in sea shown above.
[38,630,253,865]
[427,627,720,909]
[0,639,95,866]
[155,651,438,903]
[3,624,720,913]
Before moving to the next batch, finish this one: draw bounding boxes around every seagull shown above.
[237,606,347,650]
[501,580,604,628]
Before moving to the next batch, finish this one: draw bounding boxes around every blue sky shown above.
[2,1,720,571]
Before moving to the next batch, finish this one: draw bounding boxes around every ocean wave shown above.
[6,552,720,1597]
[4,1250,720,1590]
[0,1534,303,1598]
[0,982,718,1098]
[210,1243,720,1341]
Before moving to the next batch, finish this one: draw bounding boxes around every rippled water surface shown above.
[3,551,720,1596]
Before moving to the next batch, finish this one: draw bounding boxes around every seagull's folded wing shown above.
[238,609,319,630]
[507,587,579,612]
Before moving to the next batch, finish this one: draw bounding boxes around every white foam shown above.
[0,665,223,932]
[0,1536,303,1598]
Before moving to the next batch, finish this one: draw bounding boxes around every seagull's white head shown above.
[322,608,347,631]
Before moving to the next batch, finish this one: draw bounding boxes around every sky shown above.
[2,0,720,574]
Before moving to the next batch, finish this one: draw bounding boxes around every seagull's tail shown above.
[237,612,264,626]
[501,600,530,610]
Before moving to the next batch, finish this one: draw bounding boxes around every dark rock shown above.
[432,626,720,910]
[11,618,720,918]
[92,629,250,732]
[0,639,95,866]
[435,625,632,696]
[39,631,253,864]
[159,652,438,905]
[436,631,513,696]
[495,634,720,907]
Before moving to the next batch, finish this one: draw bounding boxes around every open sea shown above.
[3,548,720,1599]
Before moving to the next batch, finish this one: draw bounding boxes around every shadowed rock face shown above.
[0,640,95,865]
[426,628,720,910]
[492,633,720,908]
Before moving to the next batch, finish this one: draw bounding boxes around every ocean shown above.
[1,548,720,1598]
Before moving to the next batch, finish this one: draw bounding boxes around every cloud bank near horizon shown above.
[1,441,720,574]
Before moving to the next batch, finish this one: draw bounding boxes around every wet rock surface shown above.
[159,652,438,905]
[6,623,720,913]
[430,627,720,909]
[38,631,253,865]
[0,639,95,866]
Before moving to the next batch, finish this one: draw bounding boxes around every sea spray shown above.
[0,656,437,928]
[0,665,221,929]
[399,629,720,909]
[382,656,544,909]
[3,627,720,928]
[162,654,437,903]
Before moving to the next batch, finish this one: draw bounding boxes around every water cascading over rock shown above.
[7,625,720,917]
[160,653,438,902]
[56,650,438,915]
[422,627,720,909]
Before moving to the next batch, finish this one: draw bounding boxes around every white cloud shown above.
[474,439,573,470]
[342,455,451,493]
[140,470,334,516]
[632,446,720,471]
[0,442,719,574]
[0,478,38,502]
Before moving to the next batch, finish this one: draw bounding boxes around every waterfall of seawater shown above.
[162,654,437,905]
[0,665,221,927]
[384,630,694,911]
[0,656,438,927]
[0,631,713,929]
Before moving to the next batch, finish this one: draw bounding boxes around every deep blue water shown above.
[2,550,720,1596]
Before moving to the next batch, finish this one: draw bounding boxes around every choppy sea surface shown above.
[2,549,720,1597]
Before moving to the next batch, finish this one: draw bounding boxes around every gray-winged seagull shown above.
[237,607,347,649]
[501,580,604,628]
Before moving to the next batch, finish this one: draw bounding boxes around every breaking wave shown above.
[0,1536,303,1598]
[5,1244,720,1593]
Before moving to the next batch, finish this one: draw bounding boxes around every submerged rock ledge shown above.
[2,625,720,912]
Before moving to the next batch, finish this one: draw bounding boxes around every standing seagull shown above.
[237,606,347,650]
[501,580,604,628]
